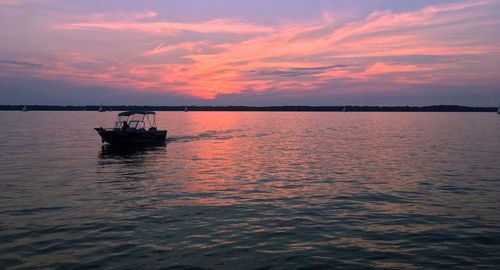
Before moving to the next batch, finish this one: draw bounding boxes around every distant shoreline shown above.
[0,105,497,112]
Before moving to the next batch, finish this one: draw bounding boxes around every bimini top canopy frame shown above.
[114,111,157,130]
[118,111,156,116]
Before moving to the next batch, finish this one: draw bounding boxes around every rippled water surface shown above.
[1,112,500,269]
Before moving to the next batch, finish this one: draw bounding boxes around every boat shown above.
[22,105,28,112]
[95,111,167,145]
[342,106,346,112]
[184,106,188,112]
[98,102,105,112]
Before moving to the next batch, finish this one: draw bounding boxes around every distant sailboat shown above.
[99,102,105,112]
[342,106,346,112]
[184,106,188,112]
[22,105,28,112]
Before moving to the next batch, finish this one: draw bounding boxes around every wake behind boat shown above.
[95,111,167,145]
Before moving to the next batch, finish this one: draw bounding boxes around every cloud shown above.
[171,0,499,97]
[142,42,206,56]
[3,0,499,103]
[0,59,42,67]
[364,62,429,75]
[246,64,354,78]
[134,11,157,20]
[56,18,273,35]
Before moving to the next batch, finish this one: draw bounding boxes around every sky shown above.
[0,0,499,106]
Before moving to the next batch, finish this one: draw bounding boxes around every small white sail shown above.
[22,105,28,112]
[99,102,104,112]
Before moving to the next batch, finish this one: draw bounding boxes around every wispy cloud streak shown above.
[57,17,273,35]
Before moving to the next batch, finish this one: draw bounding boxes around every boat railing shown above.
[99,127,150,132]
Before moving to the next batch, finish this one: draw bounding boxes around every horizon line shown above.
[1,104,497,112]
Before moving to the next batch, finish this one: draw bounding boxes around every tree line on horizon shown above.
[0,105,496,112]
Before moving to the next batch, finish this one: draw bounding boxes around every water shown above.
[1,112,500,269]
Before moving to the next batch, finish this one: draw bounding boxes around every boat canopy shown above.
[118,111,156,116]
[113,111,158,130]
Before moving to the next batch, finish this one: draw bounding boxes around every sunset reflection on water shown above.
[1,112,500,269]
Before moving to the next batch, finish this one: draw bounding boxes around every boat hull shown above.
[95,128,167,145]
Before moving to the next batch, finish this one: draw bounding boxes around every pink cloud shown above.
[8,0,499,100]
[367,62,429,74]
[56,18,273,35]
[142,42,206,56]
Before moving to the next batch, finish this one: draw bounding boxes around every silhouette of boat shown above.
[342,106,346,112]
[95,111,167,145]
[184,106,188,112]
[22,105,28,112]
[98,102,105,112]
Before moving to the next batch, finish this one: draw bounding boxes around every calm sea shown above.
[1,112,500,269]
